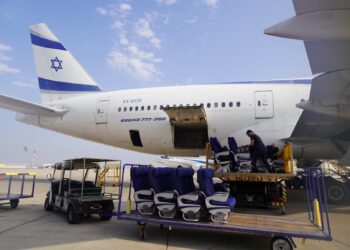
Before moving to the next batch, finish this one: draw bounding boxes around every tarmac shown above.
[0,168,349,250]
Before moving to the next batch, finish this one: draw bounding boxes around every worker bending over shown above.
[246,130,270,173]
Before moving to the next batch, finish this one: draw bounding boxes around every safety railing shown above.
[0,172,36,200]
[304,168,332,240]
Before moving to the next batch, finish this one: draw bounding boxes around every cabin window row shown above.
[117,101,241,112]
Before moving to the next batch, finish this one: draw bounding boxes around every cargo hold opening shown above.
[164,106,208,149]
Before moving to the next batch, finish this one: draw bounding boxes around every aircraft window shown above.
[237,101,241,107]
[160,105,164,110]
[193,103,197,107]
[147,105,151,111]
[153,105,157,110]
[186,104,190,107]
[221,102,225,108]
[118,107,121,112]
[257,101,261,107]
[300,99,305,102]
[229,102,233,107]
[135,106,139,111]
[214,102,218,108]
[200,103,204,107]
[129,106,133,111]
[123,107,127,112]
[207,103,211,108]
[172,104,176,107]
[166,105,170,109]
[179,104,184,107]
[141,106,144,111]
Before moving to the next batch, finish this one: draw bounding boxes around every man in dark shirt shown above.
[246,130,269,172]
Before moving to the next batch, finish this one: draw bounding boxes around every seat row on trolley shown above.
[130,166,236,223]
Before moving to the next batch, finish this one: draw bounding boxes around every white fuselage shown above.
[19,83,310,156]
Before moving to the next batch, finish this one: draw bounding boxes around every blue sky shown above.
[0,0,311,165]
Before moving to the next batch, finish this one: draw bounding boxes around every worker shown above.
[246,130,270,172]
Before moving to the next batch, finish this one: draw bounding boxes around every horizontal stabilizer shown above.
[0,94,68,117]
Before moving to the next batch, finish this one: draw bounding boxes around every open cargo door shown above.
[164,106,208,149]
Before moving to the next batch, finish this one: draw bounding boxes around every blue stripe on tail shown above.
[38,77,102,92]
[31,33,66,51]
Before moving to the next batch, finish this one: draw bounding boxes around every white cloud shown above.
[119,3,132,12]
[203,0,219,8]
[0,62,20,74]
[186,16,198,24]
[156,0,177,6]
[0,43,20,74]
[0,43,12,52]
[107,50,161,81]
[0,54,12,61]
[96,5,162,81]
[96,7,108,16]
[111,20,124,30]
[135,18,162,49]
[12,80,36,89]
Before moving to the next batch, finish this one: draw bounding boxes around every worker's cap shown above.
[246,130,253,135]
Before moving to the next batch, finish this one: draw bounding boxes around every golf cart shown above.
[44,158,116,224]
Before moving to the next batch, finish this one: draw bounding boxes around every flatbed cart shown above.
[116,164,332,250]
[0,172,36,208]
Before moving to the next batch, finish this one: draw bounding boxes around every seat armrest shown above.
[214,183,228,192]
[207,192,229,203]
[135,189,153,196]
[179,192,199,201]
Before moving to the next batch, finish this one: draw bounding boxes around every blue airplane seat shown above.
[130,166,155,215]
[197,168,236,223]
[173,167,204,221]
[149,167,177,218]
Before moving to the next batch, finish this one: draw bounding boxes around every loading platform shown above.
[116,164,332,250]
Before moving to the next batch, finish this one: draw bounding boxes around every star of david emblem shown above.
[50,57,63,72]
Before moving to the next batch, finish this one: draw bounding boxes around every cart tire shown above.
[270,236,293,250]
[67,205,81,224]
[10,199,19,209]
[44,197,54,211]
[99,211,112,221]
[325,178,349,204]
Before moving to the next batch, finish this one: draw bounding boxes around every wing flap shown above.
[0,94,68,117]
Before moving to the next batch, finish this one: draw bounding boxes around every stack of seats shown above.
[197,168,236,223]
[173,167,204,221]
[209,137,232,173]
[149,167,177,218]
[130,166,155,215]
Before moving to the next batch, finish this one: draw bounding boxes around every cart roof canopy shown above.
[54,158,120,170]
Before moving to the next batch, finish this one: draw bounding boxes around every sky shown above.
[0,0,312,166]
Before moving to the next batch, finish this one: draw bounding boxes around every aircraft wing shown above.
[265,0,350,164]
[0,94,68,117]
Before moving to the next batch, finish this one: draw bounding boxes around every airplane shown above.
[1,0,350,170]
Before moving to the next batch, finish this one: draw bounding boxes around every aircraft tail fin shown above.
[29,23,102,102]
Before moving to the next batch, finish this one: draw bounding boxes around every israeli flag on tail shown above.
[30,23,102,102]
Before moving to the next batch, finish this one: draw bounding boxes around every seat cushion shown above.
[210,197,236,209]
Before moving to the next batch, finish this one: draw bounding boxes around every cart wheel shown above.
[44,197,54,211]
[99,211,113,221]
[67,205,81,224]
[10,199,19,209]
[270,236,293,250]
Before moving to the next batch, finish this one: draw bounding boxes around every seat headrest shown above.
[153,167,174,177]
[131,166,150,176]
[176,167,194,177]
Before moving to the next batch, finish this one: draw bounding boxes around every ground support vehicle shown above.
[116,164,332,250]
[45,158,117,224]
[0,172,36,208]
